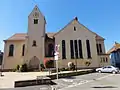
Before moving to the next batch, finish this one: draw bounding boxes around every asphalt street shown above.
[1,73,120,90]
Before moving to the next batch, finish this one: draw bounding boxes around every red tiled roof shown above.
[5,32,103,41]
[5,33,56,41]
[5,33,27,41]
[5,18,104,41]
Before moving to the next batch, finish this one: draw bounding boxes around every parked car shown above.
[96,66,119,74]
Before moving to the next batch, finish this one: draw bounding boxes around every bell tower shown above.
[25,5,46,68]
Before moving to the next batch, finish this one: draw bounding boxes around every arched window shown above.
[96,44,99,54]
[62,40,66,59]
[22,44,25,56]
[9,44,14,56]
[106,57,108,62]
[78,40,83,58]
[70,40,74,59]
[74,26,76,31]
[48,44,54,57]
[74,40,78,59]
[32,40,36,46]
[86,40,91,58]
[99,44,102,53]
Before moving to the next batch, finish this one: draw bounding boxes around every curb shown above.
[14,69,95,88]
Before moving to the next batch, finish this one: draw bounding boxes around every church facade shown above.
[3,6,110,70]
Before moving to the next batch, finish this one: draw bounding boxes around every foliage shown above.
[45,60,54,68]
[51,68,60,73]
[40,64,45,69]
[16,65,20,71]
[85,61,91,66]
[20,63,28,72]
[68,62,75,70]
[60,67,69,71]
[12,68,16,72]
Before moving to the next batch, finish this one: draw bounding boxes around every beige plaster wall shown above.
[3,40,25,69]
[54,20,99,68]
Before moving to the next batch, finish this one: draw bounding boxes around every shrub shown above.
[60,68,65,71]
[12,68,16,72]
[20,63,28,72]
[51,68,60,73]
[68,62,75,71]
[16,65,20,71]
[85,61,91,66]
[45,60,54,68]
[60,67,69,71]
[40,63,45,71]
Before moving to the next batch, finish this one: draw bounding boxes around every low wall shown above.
[47,69,95,80]
[14,69,95,88]
[15,78,56,87]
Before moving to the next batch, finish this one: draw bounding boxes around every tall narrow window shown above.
[106,57,108,62]
[99,44,102,53]
[22,44,25,56]
[62,40,66,59]
[74,26,76,31]
[70,40,74,59]
[86,40,91,58]
[32,40,36,46]
[74,40,78,59]
[9,44,14,56]
[96,44,99,54]
[48,44,54,57]
[78,40,83,58]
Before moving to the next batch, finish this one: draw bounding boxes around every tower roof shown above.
[28,5,46,23]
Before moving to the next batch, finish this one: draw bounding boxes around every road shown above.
[1,73,120,90]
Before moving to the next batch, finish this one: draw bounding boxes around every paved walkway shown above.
[0,69,92,89]
[0,72,49,88]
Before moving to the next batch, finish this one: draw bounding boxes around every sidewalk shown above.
[0,69,93,89]
[0,72,49,88]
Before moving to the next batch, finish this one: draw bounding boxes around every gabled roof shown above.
[5,33,56,41]
[53,17,104,40]
[4,16,104,41]
[107,42,120,54]
[29,5,44,18]
[28,5,46,24]
[4,33,27,41]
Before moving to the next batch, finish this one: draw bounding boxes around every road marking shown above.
[62,79,73,82]
[58,74,114,90]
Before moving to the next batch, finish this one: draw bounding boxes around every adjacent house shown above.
[3,5,110,70]
[107,42,120,68]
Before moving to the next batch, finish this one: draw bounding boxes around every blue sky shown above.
[0,0,120,52]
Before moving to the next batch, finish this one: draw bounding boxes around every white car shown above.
[96,66,119,74]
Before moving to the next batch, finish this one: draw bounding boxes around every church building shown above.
[3,5,110,70]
